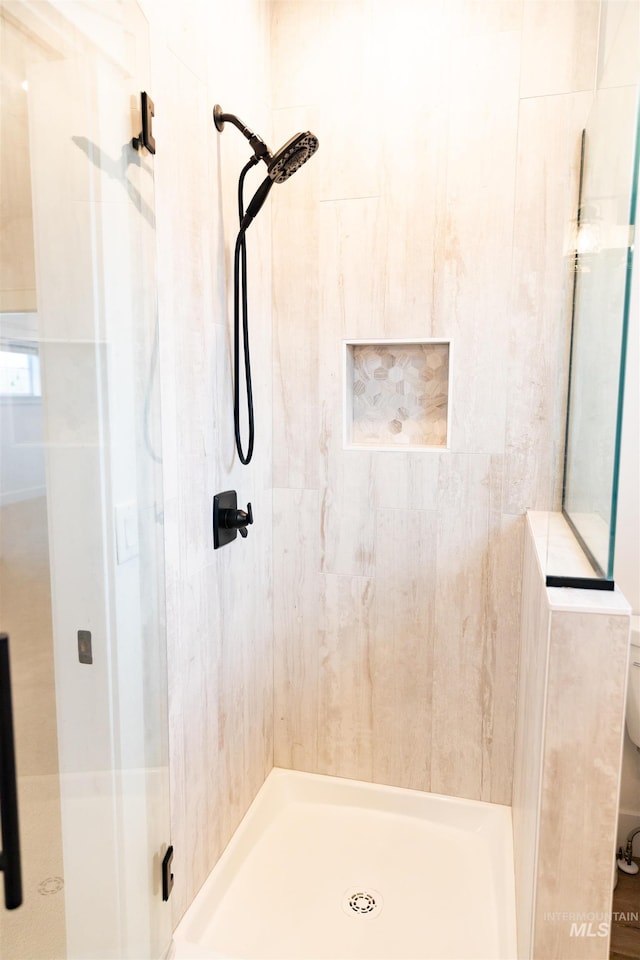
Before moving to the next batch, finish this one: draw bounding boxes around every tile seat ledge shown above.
[526,510,632,616]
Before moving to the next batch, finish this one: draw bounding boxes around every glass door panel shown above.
[0,3,170,957]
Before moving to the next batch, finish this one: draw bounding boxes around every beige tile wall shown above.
[271,0,596,804]
[512,524,552,958]
[0,12,46,312]
[534,609,629,959]
[145,0,274,926]
[513,514,630,960]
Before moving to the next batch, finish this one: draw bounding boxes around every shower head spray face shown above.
[268,132,319,183]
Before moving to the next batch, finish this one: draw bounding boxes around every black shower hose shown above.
[233,156,260,465]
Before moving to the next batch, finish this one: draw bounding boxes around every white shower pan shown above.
[171,768,517,960]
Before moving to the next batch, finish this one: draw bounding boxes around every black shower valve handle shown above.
[223,502,253,538]
[237,502,253,538]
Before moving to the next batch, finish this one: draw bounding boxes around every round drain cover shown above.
[38,876,64,896]
[342,887,383,918]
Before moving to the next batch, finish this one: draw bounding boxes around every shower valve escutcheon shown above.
[213,491,253,549]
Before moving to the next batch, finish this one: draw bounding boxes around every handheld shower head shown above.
[213,104,319,466]
[267,132,319,183]
[213,104,319,188]
[240,176,274,231]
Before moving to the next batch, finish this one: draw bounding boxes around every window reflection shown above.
[0,343,41,397]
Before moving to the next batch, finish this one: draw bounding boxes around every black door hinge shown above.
[132,91,156,154]
[161,845,174,901]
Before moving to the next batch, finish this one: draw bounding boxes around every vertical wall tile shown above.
[367,0,450,335]
[272,106,321,490]
[317,574,375,781]
[597,0,640,89]
[480,459,524,804]
[271,1,378,200]
[432,28,520,454]
[151,0,274,927]
[504,91,592,514]
[216,482,274,844]
[317,198,381,579]
[453,0,523,35]
[317,256,377,578]
[371,508,437,791]
[318,97,381,202]
[273,488,320,770]
[533,610,629,960]
[520,0,600,98]
[374,452,440,512]
[430,453,491,800]
[319,198,386,340]
[511,525,552,960]
[271,1,368,111]
[179,568,215,900]
[320,445,376,578]
[216,546,254,845]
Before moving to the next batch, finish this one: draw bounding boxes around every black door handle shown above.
[0,633,22,910]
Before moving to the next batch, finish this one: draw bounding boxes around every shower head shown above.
[215,107,319,467]
[213,104,318,184]
[267,132,319,183]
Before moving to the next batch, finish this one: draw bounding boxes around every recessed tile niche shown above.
[344,339,451,450]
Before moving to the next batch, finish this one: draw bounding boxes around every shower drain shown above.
[38,876,64,896]
[342,887,383,918]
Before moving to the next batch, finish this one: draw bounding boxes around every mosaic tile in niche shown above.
[349,342,449,448]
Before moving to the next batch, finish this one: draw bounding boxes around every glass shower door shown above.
[0,2,171,957]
